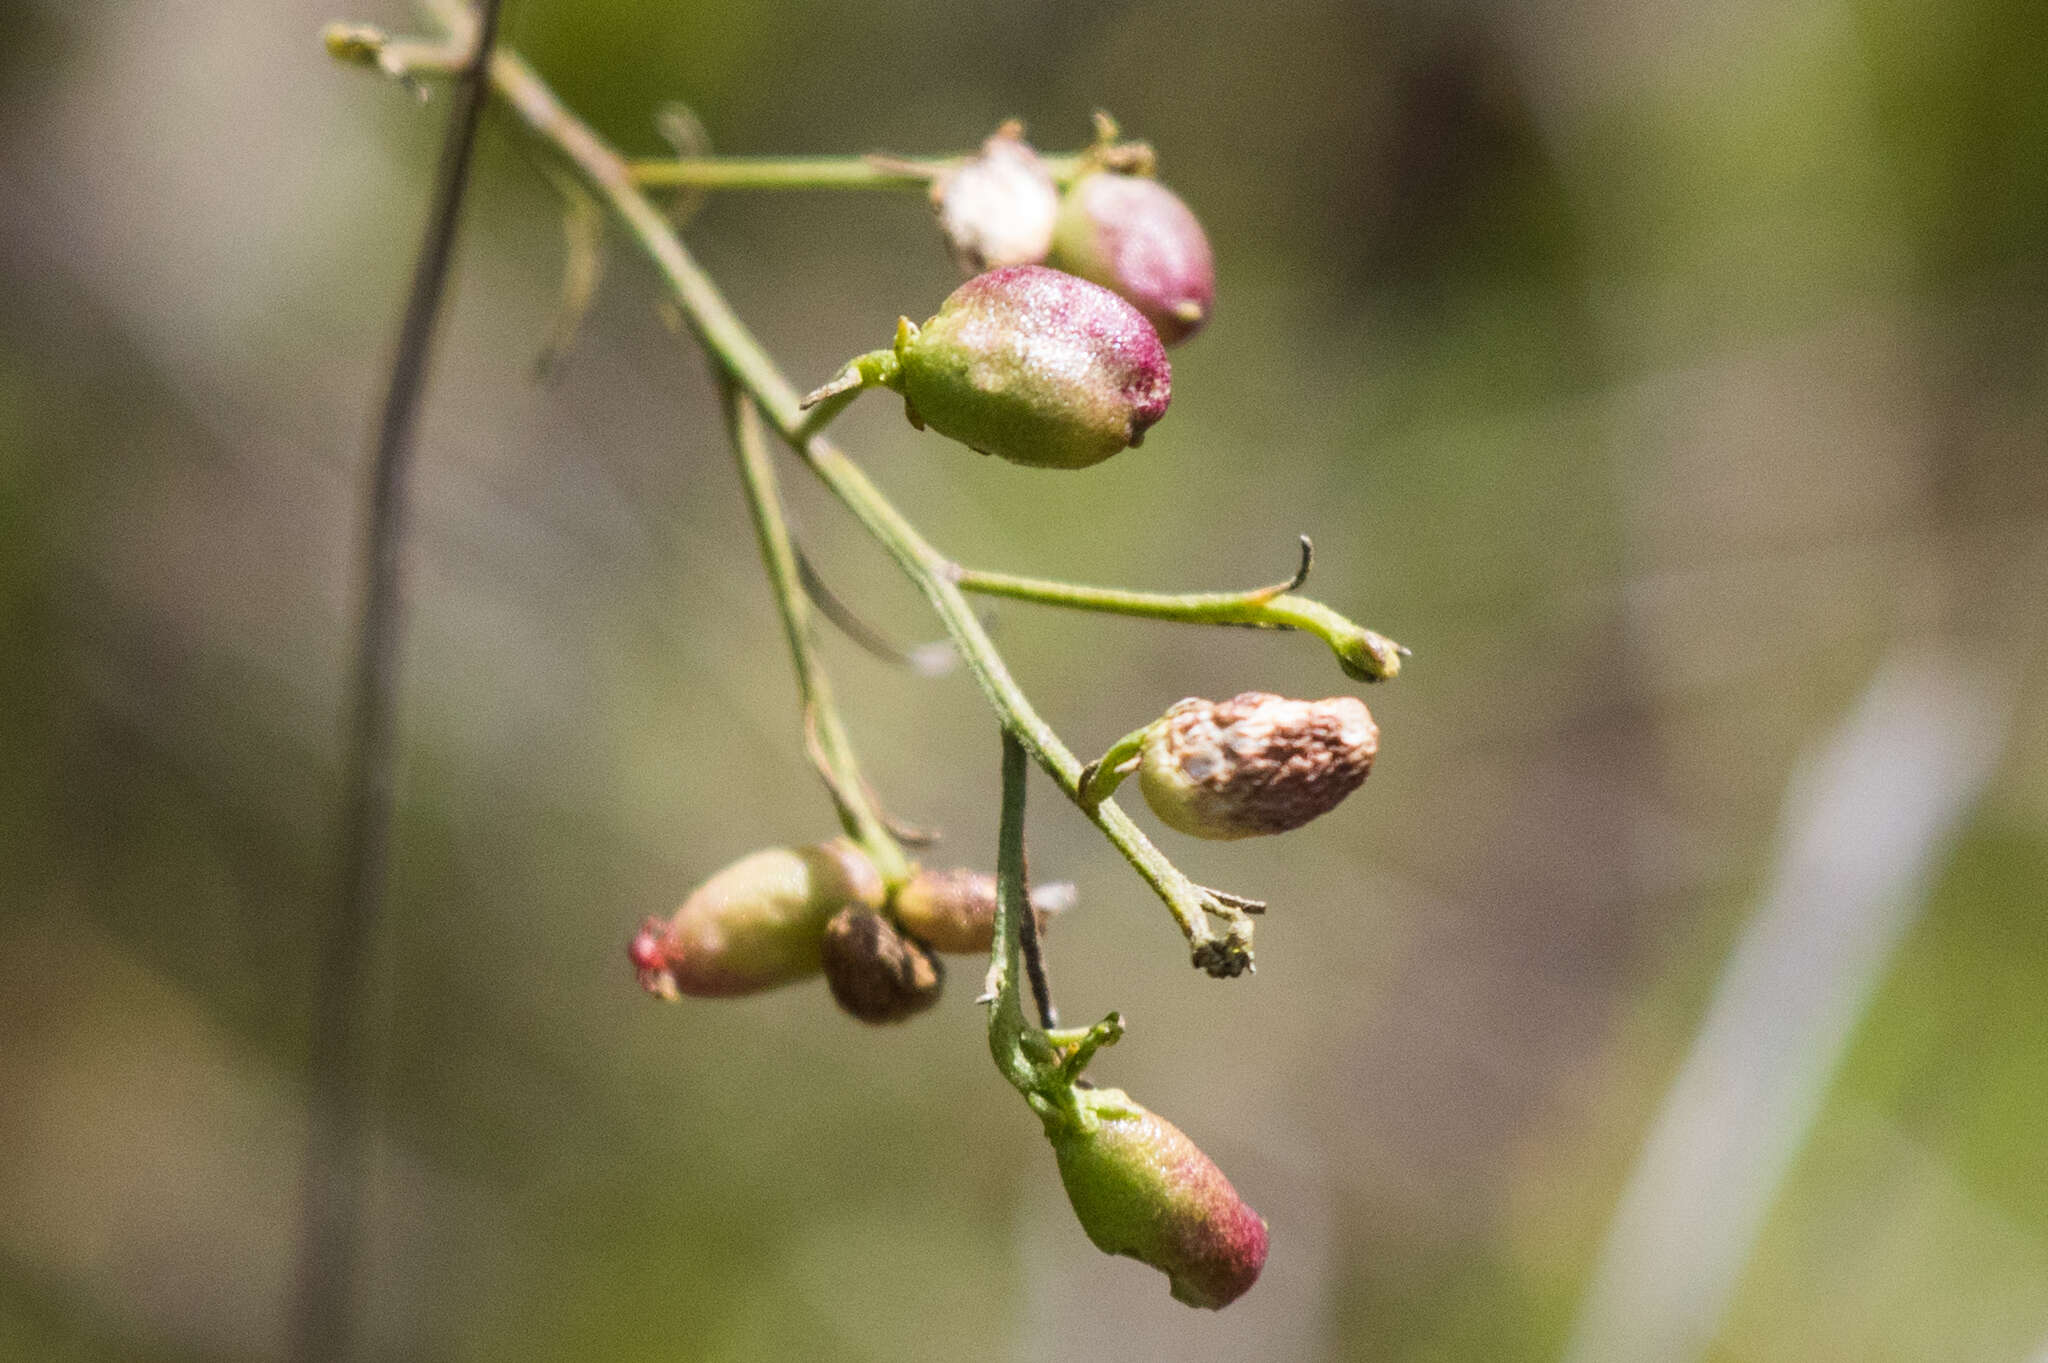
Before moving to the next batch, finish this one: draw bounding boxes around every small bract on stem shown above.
[327,3,1410,1313]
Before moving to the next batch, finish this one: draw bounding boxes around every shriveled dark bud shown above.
[631,840,883,999]
[820,907,944,1024]
[1139,692,1378,840]
[930,121,1059,274]
[894,265,1171,469]
[1050,171,1215,346]
[1048,1086,1269,1309]
[890,867,1075,954]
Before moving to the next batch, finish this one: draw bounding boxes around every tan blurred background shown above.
[3,0,2047,1359]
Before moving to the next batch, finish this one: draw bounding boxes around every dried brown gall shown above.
[1139,692,1378,839]
[820,907,944,1023]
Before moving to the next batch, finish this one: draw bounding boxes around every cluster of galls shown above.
[929,121,1213,346]
[644,122,1391,1312]
[628,688,1376,1308]
[803,120,1214,471]
[628,836,1273,1308]
[629,841,1067,1023]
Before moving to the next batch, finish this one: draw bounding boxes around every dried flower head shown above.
[1047,1085,1269,1309]
[631,840,884,998]
[820,907,944,1023]
[891,867,1075,954]
[1139,692,1378,840]
[930,121,1060,274]
[1050,171,1215,346]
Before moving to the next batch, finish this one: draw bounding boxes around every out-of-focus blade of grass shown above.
[1564,652,2013,1363]
[1715,822,2048,1361]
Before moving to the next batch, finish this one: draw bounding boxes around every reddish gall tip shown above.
[628,918,666,973]
[629,917,679,999]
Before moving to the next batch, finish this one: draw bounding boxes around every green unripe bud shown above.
[819,907,944,1024]
[804,265,1171,470]
[1139,692,1378,840]
[890,866,1075,954]
[629,840,884,999]
[1050,171,1215,346]
[895,266,1171,469]
[1047,1086,1269,1309]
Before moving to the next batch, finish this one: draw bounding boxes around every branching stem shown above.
[954,549,1405,682]
[625,149,1100,191]
[720,382,910,886]
[325,15,1408,976]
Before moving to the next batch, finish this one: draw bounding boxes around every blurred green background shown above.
[3,0,2046,1359]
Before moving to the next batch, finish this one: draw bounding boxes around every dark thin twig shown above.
[290,4,504,1360]
[1015,836,1058,1030]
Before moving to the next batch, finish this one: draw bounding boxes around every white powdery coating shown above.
[932,130,1059,274]
[1140,692,1378,839]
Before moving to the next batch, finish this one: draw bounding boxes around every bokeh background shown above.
[4,0,2047,1359]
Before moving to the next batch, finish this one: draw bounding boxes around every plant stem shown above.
[1017,861,1059,1030]
[720,382,910,886]
[332,26,1269,973]
[954,565,1406,682]
[626,150,1097,192]
[991,740,1118,1112]
[631,155,946,190]
[788,437,1253,974]
[482,46,1246,970]
[987,729,1040,1095]
[294,3,502,1360]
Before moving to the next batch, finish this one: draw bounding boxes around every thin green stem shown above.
[794,347,899,441]
[987,730,1039,1096]
[627,150,1099,192]
[720,383,910,887]
[993,737,1124,1118]
[954,563,1407,682]
[789,439,1252,974]
[631,155,945,191]
[1079,721,1155,809]
[332,21,1264,973]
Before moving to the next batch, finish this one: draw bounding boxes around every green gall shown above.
[816,264,1170,470]
[890,866,1075,955]
[1333,625,1406,682]
[630,840,883,999]
[820,907,944,1024]
[1050,172,1215,346]
[1139,692,1378,840]
[1046,1086,1269,1309]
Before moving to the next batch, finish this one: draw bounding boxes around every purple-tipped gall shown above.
[1048,1085,1269,1309]
[889,265,1171,469]
[819,907,944,1024]
[1050,172,1215,346]
[631,840,884,999]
